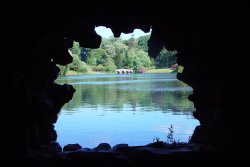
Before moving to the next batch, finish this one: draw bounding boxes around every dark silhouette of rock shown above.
[63,143,82,152]
[111,144,129,152]
[146,141,164,148]
[93,143,111,151]
[43,141,62,154]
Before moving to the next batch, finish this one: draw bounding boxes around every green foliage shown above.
[77,62,90,73]
[137,50,151,68]
[125,49,136,67]
[105,57,117,73]
[100,38,112,48]
[137,35,150,52]
[88,48,106,65]
[113,40,128,68]
[58,34,177,75]
[86,55,97,66]
[177,65,184,73]
[150,58,155,67]
[57,64,70,76]
[133,56,142,73]
[92,64,106,72]
[70,41,81,55]
[57,53,90,76]
[155,48,177,68]
[70,54,90,73]
[124,48,151,72]
[127,35,137,49]
[171,65,184,73]
[103,44,116,57]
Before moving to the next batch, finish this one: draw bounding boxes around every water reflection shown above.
[55,73,199,148]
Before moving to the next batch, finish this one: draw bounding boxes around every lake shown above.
[55,73,199,148]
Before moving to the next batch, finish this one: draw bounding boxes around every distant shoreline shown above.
[63,68,174,76]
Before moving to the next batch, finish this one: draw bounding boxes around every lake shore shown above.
[64,68,174,76]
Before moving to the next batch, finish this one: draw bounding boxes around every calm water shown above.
[55,73,199,148]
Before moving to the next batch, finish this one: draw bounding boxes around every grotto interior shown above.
[0,1,248,167]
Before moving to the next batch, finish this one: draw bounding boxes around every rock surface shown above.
[63,143,82,152]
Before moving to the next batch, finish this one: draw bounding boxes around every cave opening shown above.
[54,26,199,149]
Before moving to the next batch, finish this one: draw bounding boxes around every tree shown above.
[57,64,70,76]
[127,34,137,49]
[80,48,90,61]
[92,48,106,65]
[137,50,151,68]
[133,56,142,73]
[137,35,150,52]
[126,49,137,68]
[113,40,128,68]
[150,58,155,67]
[125,48,151,71]
[70,54,90,73]
[58,33,155,75]
[86,55,97,66]
[155,48,177,68]
[86,48,106,66]
[105,57,117,73]
[70,41,81,55]
[103,44,116,57]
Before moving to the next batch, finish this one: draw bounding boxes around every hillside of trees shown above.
[57,35,177,76]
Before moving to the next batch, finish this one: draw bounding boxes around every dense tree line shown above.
[58,35,177,75]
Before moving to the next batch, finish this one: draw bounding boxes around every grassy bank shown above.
[145,68,174,73]
[65,70,107,76]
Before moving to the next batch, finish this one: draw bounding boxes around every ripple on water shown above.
[116,85,192,92]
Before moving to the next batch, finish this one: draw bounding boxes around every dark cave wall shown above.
[0,1,248,164]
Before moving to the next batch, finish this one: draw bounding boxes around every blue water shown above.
[55,73,199,148]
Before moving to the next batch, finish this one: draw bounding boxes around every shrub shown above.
[70,54,90,73]
[92,64,106,72]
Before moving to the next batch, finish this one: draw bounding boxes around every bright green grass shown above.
[145,68,173,74]
[65,70,111,75]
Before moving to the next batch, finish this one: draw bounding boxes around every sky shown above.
[95,26,151,40]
